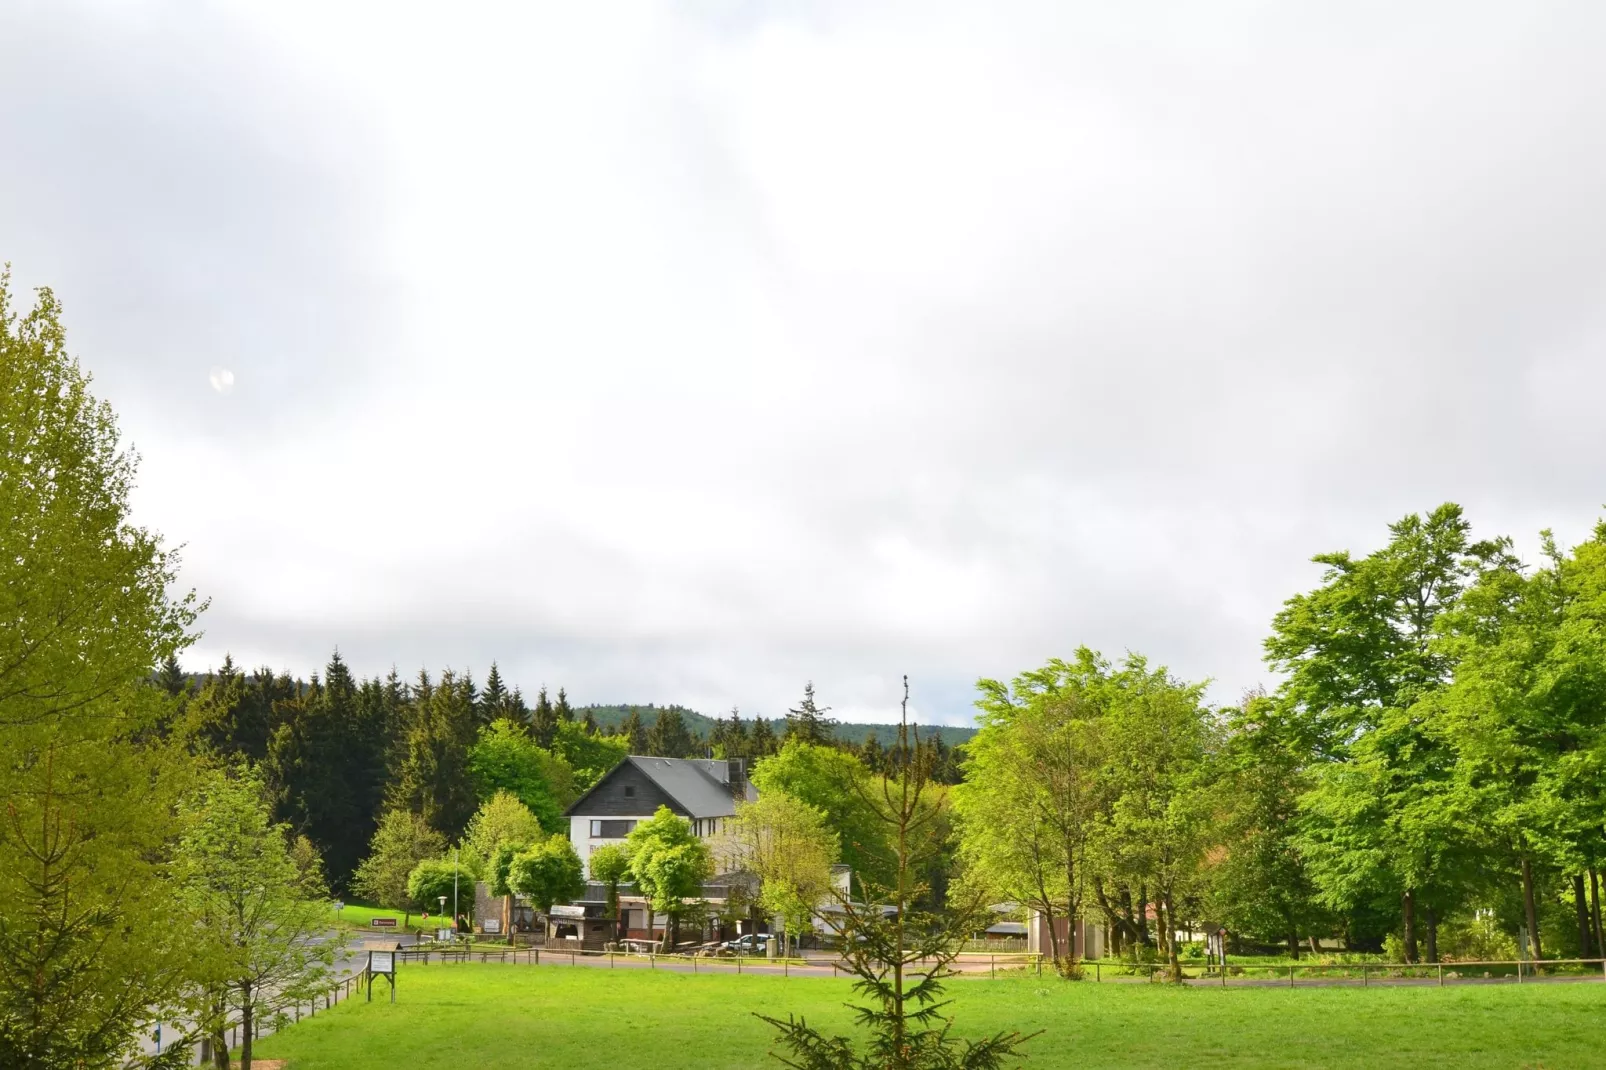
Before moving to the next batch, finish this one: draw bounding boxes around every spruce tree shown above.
[648,708,694,758]
[480,662,509,724]
[531,685,557,748]
[861,730,885,775]
[750,715,777,757]
[582,711,599,735]
[555,686,574,722]
[785,681,836,746]
[621,709,649,754]
[391,668,480,841]
[158,652,187,697]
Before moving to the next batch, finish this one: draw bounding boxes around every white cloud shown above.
[4,1,1606,723]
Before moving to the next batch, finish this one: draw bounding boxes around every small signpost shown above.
[368,949,396,1003]
[483,917,502,934]
[371,917,397,928]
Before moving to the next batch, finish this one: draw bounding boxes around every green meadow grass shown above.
[255,962,1606,1069]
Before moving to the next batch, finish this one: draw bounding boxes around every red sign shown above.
[371,917,398,927]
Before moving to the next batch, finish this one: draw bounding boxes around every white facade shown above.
[571,814,655,878]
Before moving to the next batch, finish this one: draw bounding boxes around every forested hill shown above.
[579,704,977,749]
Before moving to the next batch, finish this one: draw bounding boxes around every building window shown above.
[590,819,636,839]
[623,785,635,798]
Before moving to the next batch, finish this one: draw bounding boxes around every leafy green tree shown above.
[627,806,714,949]
[587,842,633,930]
[753,741,892,890]
[761,678,1034,1069]
[467,718,576,831]
[551,719,629,792]
[461,790,546,871]
[955,657,1107,972]
[648,707,695,757]
[723,792,839,955]
[509,835,587,936]
[175,766,337,1070]
[351,810,447,925]
[1207,694,1331,957]
[0,271,202,1069]
[784,681,836,746]
[407,858,475,925]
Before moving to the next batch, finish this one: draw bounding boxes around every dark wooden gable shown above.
[568,760,685,818]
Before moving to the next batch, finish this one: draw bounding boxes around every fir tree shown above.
[621,709,649,754]
[158,652,187,697]
[861,730,885,775]
[480,661,510,724]
[785,681,836,746]
[582,710,600,735]
[555,686,574,722]
[648,708,695,758]
[390,668,480,841]
[720,706,750,759]
[531,685,557,748]
[750,715,777,757]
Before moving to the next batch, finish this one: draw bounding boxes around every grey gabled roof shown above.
[624,756,755,819]
[563,756,757,821]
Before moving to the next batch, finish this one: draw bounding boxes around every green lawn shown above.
[330,901,415,932]
[256,962,1606,1069]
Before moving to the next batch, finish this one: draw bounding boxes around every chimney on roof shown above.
[726,758,746,800]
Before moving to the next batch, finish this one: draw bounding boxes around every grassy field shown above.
[255,962,1606,1069]
[330,901,418,931]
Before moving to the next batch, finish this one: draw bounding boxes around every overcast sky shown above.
[4,2,1605,725]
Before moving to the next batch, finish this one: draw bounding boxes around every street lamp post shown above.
[453,847,460,939]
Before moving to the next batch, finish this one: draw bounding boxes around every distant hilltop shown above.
[578,703,977,749]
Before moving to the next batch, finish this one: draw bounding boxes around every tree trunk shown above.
[240,987,254,1070]
[1424,904,1438,964]
[1287,929,1299,960]
[1163,894,1182,982]
[1521,856,1543,963]
[1591,869,1603,960]
[1308,935,1320,957]
[646,906,655,949]
[1574,874,1592,958]
[1402,889,1418,964]
[1136,883,1152,949]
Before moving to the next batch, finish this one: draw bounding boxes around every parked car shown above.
[721,933,772,954]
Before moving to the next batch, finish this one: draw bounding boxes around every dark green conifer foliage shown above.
[531,685,557,748]
[158,652,187,697]
[556,686,574,722]
[647,708,695,757]
[582,711,599,735]
[861,731,885,774]
[390,668,480,842]
[479,662,509,724]
[750,715,777,757]
[621,709,649,754]
[785,681,836,746]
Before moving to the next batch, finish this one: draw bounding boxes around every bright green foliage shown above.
[508,835,587,913]
[352,810,448,918]
[587,842,633,922]
[175,765,337,1070]
[627,807,714,946]
[0,272,202,1069]
[461,790,546,869]
[955,656,1107,969]
[551,720,629,793]
[753,742,891,890]
[724,792,839,947]
[466,718,575,832]
[1207,696,1331,955]
[761,680,1034,1069]
[407,859,474,922]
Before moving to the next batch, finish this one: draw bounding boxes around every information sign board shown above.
[371,917,397,927]
[482,918,502,934]
[549,904,585,919]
